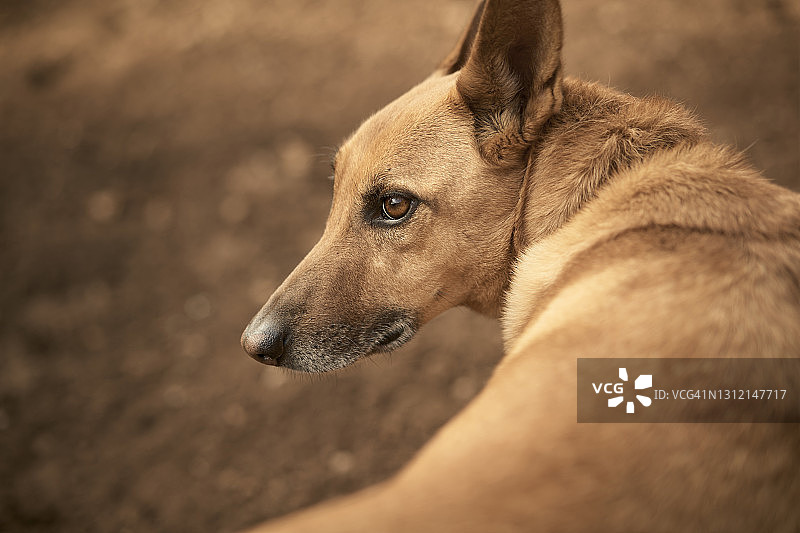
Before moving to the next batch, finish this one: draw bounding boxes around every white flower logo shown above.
[608,367,652,413]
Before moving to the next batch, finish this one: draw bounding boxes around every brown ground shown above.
[1,1,798,532]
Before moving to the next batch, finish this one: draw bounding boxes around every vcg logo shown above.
[592,367,653,414]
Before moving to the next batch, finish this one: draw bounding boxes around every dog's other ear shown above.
[449,0,563,164]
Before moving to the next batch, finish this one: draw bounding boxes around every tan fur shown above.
[241,0,800,530]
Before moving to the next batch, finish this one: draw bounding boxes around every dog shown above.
[241,0,800,530]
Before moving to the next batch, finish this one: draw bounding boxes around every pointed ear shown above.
[437,1,486,75]
[453,0,564,164]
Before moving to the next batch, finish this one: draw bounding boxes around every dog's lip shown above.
[376,325,405,346]
[372,321,415,353]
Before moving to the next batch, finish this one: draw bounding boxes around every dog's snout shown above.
[241,316,288,366]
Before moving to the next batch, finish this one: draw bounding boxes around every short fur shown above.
[241,0,800,530]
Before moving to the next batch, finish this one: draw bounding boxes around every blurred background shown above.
[0,0,797,531]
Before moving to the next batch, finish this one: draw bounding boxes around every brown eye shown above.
[381,194,412,220]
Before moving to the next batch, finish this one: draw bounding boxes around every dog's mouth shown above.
[371,319,415,353]
[264,312,418,372]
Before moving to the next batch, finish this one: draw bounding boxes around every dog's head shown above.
[242,0,563,371]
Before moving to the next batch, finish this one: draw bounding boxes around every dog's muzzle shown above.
[241,305,418,371]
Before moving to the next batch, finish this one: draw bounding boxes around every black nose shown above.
[241,317,287,366]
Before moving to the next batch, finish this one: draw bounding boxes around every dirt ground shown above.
[1,1,797,532]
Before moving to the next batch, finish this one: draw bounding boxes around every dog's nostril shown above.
[241,324,286,366]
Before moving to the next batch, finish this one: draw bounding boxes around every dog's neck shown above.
[464,79,705,318]
[511,77,707,255]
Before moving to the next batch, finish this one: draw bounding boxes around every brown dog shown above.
[241,0,800,530]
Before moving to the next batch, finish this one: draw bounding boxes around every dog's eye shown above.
[365,191,419,227]
[381,194,413,220]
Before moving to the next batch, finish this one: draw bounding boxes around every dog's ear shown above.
[445,0,564,164]
[438,1,486,75]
